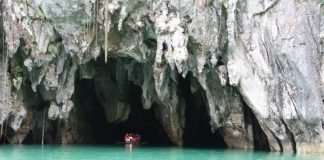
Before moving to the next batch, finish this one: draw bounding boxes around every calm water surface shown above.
[0,145,322,160]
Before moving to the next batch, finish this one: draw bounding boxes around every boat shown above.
[124,133,141,144]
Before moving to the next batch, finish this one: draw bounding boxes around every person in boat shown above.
[124,133,141,144]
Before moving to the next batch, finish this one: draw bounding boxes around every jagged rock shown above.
[6,110,32,144]
[0,0,322,153]
[93,60,131,123]
[153,65,185,145]
[226,0,324,153]
[48,102,60,121]
[48,101,74,121]
[8,106,27,132]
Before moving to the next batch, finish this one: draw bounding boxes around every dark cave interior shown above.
[72,59,228,148]
[0,57,269,151]
[180,74,227,148]
[0,58,229,148]
[85,79,172,146]
[75,78,227,147]
[75,78,173,146]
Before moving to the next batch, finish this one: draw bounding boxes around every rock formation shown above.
[0,0,323,154]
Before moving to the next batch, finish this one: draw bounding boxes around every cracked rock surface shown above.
[0,0,323,153]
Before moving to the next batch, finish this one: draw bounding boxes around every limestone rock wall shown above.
[0,0,323,153]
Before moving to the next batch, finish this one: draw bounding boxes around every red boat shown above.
[124,133,141,144]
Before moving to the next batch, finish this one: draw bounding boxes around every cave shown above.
[69,57,229,147]
[0,55,267,149]
[243,104,270,151]
[92,82,171,146]
[180,74,227,148]
[73,61,172,146]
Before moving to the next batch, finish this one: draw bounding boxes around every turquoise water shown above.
[0,145,323,160]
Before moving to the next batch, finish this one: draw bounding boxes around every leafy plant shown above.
[48,43,61,56]
[12,60,23,78]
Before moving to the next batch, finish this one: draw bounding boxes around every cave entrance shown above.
[74,60,172,146]
[243,102,270,151]
[180,74,227,148]
[99,84,172,146]
[86,81,171,146]
[75,58,226,147]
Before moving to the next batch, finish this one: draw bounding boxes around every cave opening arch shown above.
[180,73,227,148]
[73,58,172,146]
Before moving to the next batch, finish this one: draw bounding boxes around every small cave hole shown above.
[243,101,270,151]
[216,56,224,66]
[162,42,168,52]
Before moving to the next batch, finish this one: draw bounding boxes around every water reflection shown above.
[0,145,323,160]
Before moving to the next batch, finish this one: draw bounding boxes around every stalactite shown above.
[87,0,92,55]
[104,0,109,63]
[2,21,4,63]
[200,0,206,57]
[24,0,38,54]
[12,21,15,48]
[84,0,87,43]
[93,0,97,45]
[95,0,99,45]
[85,0,89,55]
[83,0,99,55]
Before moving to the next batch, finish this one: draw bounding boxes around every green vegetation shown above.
[218,0,227,4]
[12,56,24,78]
[14,64,23,78]
[48,43,61,56]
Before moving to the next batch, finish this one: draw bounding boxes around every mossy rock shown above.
[48,43,61,56]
